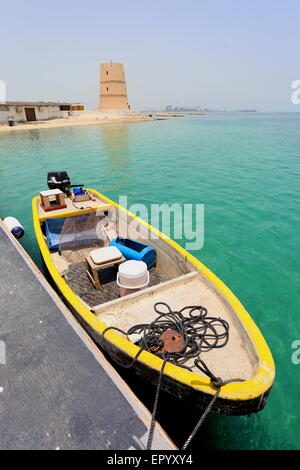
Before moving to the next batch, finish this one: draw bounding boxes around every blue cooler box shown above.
[109,237,156,269]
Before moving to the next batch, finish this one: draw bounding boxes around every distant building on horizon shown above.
[166,105,202,112]
[98,62,130,110]
[237,109,257,112]
[174,106,201,112]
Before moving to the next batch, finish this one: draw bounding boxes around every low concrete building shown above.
[0,101,84,125]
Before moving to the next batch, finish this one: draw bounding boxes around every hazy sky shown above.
[1,0,299,111]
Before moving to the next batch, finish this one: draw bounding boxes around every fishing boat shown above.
[32,172,275,416]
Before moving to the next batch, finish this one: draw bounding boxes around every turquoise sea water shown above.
[1,113,299,449]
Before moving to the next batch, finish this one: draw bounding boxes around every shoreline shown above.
[0,110,157,133]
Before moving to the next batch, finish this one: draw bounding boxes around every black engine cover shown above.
[47,172,71,193]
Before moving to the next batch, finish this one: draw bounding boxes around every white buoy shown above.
[3,217,25,239]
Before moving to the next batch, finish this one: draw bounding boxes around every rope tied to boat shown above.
[181,375,245,451]
[101,302,244,450]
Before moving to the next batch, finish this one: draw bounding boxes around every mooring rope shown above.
[146,357,168,450]
[102,302,244,450]
[181,375,245,450]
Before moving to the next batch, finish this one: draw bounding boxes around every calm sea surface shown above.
[1,113,299,449]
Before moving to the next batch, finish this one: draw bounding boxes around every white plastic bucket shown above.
[117,260,149,296]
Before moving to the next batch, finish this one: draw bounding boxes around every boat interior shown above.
[36,189,260,382]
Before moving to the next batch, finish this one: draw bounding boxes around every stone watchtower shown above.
[98,62,130,110]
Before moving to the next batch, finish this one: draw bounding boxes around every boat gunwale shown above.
[32,189,275,401]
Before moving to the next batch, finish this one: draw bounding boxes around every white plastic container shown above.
[117,260,149,297]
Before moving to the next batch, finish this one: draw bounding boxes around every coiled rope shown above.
[102,302,244,450]
[127,302,230,365]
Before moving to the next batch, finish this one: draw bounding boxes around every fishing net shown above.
[59,213,107,263]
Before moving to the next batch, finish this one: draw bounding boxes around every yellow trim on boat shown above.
[32,190,275,401]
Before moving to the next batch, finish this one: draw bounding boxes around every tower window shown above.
[106,71,108,75]
[107,87,109,92]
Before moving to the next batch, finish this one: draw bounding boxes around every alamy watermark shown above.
[96,196,205,251]
[0,340,6,365]
[0,80,6,103]
[291,340,300,365]
[291,80,300,104]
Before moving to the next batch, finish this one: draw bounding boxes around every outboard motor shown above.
[47,171,71,195]
[47,171,85,198]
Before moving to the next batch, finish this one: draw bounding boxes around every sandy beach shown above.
[0,110,155,133]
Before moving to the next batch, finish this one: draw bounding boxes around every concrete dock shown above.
[0,221,175,450]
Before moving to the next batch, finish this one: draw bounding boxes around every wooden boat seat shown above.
[93,272,197,313]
